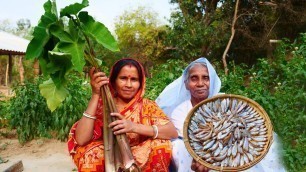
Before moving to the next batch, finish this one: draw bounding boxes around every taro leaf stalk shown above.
[25,0,139,171]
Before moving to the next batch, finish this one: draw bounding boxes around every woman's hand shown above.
[109,113,136,135]
[191,159,210,172]
[89,67,109,96]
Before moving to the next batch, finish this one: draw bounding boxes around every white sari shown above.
[156,57,286,172]
[156,57,221,171]
[156,57,221,118]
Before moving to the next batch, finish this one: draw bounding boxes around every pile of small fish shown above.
[188,98,269,168]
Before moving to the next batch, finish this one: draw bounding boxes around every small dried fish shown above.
[188,97,270,169]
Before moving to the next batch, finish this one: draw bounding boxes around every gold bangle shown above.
[83,112,96,120]
[152,125,158,139]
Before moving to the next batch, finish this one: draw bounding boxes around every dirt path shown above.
[0,138,76,172]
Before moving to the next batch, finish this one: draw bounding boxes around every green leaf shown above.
[50,24,85,72]
[38,55,50,76]
[82,0,89,6]
[47,51,73,87]
[60,1,89,17]
[49,24,74,42]
[68,19,79,39]
[57,40,85,72]
[49,0,58,18]
[25,1,57,60]
[39,79,69,112]
[78,11,119,52]
[49,24,86,72]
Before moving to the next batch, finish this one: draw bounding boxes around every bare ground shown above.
[0,130,76,172]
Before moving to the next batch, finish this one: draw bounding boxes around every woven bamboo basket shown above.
[183,94,273,171]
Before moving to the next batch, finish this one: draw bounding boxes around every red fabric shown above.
[67,59,172,171]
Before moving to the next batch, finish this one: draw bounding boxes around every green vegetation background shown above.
[0,1,305,171]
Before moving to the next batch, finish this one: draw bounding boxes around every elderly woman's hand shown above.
[109,113,136,135]
[89,67,109,96]
[191,159,210,172]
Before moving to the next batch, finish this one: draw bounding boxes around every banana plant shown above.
[25,0,139,171]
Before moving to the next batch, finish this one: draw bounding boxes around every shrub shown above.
[8,73,91,143]
[0,97,9,128]
[146,58,187,100]
[52,74,91,141]
[9,78,52,143]
[219,33,306,171]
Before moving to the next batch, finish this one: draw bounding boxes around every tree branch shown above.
[222,0,239,75]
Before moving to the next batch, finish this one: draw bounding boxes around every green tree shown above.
[16,18,33,39]
[114,7,169,64]
[0,19,15,33]
[167,0,306,64]
[0,19,33,39]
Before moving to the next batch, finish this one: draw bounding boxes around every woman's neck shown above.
[115,97,129,111]
[191,97,207,107]
[191,99,199,107]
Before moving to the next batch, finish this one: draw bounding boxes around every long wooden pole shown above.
[8,54,12,85]
[102,86,116,172]
[18,56,25,84]
[101,85,140,172]
[5,58,9,86]
[82,29,139,171]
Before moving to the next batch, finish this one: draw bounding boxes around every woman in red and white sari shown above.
[68,58,178,172]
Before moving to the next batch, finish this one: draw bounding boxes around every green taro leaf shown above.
[49,0,58,18]
[49,24,75,42]
[39,55,50,76]
[60,1,89,17]
[49,24,86,72]
[39,79,69,112]
[57,41,85,72]
[78,11,119,52]
[25,0,57,60]
[68,19,79,39]
[47,51,73,87]
[82,0,89,6]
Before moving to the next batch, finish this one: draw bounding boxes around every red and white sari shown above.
[68,59,172,172]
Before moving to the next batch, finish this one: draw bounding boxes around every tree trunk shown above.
[18,56,25,84]
[222,0,240,75]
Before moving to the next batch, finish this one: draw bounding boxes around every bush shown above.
[219,33,306,171]
[9,78,52,143]
[0,97,9,128]
[52,74,91,141]
[8,73,91,143]
[146,58,187,100]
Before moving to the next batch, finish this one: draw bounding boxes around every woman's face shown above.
[186,64,210,102]
[115,65,141,102]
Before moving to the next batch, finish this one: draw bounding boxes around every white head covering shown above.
[156,57,221,117]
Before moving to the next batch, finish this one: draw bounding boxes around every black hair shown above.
[110,59,143,89]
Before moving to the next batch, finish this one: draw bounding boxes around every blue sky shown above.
[0,0,177,32]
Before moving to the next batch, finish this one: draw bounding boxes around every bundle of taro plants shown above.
[25,0,139,171]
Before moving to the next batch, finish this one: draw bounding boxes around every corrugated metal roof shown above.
[0,31,29,55]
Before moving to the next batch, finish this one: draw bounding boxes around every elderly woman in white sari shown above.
[156,57,286,172]
[156,57,221,171]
